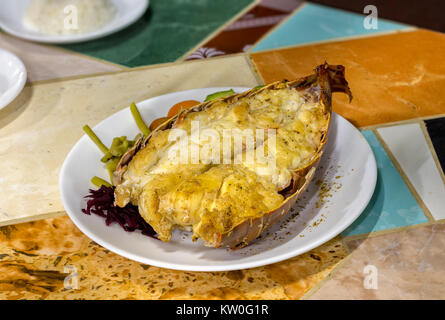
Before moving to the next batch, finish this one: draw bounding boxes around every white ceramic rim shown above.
[0,0,149,44]
[0,48,27,110]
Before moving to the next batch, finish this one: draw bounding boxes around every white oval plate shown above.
[0,48,27,110]
[60,87,377,272]
[0,0,149,44]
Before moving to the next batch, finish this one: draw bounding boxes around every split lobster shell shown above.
[113,63,352,248]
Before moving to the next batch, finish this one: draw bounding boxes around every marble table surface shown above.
[0,0,444,299]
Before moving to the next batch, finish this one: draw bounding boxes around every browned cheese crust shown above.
[113,63,352,248]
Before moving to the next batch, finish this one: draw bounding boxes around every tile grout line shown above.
[373,128,435,222]
[43,43,128,70]
[0,211,66,228]
[26,58,192,86]
[246,52,267,83]
[25,52,249,87]
[176,0,262,62]
[243,53,265,85]
[359,113,445,131]
[419,120,445,187]
[341,221,437,242]
[249,26,417,55]
[246,1,307,54]
[300,236,354,300]
[0,31,128,71]
[25,69,135,87]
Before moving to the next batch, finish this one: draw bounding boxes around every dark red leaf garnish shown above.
[82,185,157,239]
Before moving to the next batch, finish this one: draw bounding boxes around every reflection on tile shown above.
[186,0,302,60]
[378,123,445,220]
[0,33,121,82]
[425,117,445,173]
[250,30,445,127]
[0,55,258,225]
[61,0,254,67]
[0,216,347,299]
[310,223,445,299]
[342,131,427,236]
[251,3,410,52]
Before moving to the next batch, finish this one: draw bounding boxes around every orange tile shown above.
[250,30,445,127]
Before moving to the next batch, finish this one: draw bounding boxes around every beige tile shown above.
[308,223,445,299]
[0,55,259,225]
[0,32,122,82]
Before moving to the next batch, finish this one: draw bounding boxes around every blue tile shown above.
[251,3,410,52]
[342,131,428,237]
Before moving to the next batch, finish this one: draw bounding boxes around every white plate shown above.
[59,87,377,272]
[0,48,27,110]
[0,0,149,44]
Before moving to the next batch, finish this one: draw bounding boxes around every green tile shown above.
[60,0,254,67]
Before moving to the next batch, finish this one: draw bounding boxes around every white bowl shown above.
[0,0,149,44]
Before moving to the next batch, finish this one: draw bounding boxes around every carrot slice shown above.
[167,100,200,117]
[149,116,171,131]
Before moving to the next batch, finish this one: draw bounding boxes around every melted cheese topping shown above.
[115,87,328,243]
